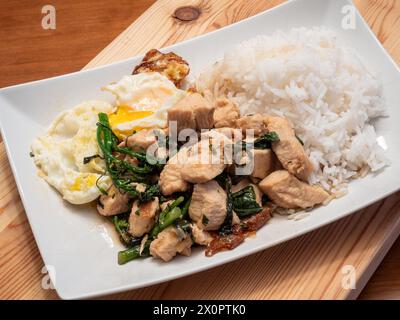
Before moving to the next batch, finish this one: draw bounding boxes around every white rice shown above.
[195,26,389,193]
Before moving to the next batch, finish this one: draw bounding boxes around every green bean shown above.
[150,196,185,238]
[180,198,191,219]
[118,240,151,265]
[158,196,184,224]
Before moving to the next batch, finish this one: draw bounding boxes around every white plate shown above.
[1,0,400,299]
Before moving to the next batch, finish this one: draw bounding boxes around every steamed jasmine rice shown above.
[195,26,389,194]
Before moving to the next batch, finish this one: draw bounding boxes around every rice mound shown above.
[195,26,389,194]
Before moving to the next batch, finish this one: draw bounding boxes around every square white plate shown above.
[1,0,400,299]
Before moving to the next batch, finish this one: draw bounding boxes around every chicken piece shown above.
[129,197,159,237]
[158,151,190,195]
[213,98,240,128]
[132,49,190,87]
[180,139,226,183]
[118,129,158,152]
[201,128,242,166]
[232,179,263,206]
[159,163,189,196]
[201,127,243,143]
[181,162,225,184]
[97,185,130,216]
[230,145,275,178]
[191,223,214,246]
[150,226,193,262]
[265,116,314,181]
[259,170,329,209]
[160,132,227,190]
[251,149,275,179]
[167,102,196,133]
[168,93,215,132]
[191,93,215,129]
[189,181,227,231]
[236,114,268,136]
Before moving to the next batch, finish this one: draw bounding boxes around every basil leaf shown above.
[232,185,262,217]
[239,131,280,150]
[253,132,280,149]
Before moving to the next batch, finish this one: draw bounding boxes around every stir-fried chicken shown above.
[259,170,329,209]
[129,197,159,237]
[191,223,214,246]
[251,149,275,179]
[264,116,314,181]
[179,139,226,183]
[158,158,190,195]
[97,185,130,216]
[118,129,157,152]
[208,127,243,143]
[168,92,215,133]
[189,180,227,231]
[236,114,268,136]
[150,226,193,262]
[213,98,240,128]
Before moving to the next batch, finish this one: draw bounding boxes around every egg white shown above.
[31,100,114,204]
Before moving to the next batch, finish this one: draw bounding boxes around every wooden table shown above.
[0,0,399,300]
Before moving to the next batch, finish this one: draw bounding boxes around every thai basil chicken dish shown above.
[31,27,388,264]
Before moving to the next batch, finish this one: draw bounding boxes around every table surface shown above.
[0,0,399,300]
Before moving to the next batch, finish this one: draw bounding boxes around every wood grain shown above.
[0,0,156,88]
[0,0,399,300]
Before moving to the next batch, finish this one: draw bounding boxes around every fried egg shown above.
[104,72,187,136]
[31,101,114,204]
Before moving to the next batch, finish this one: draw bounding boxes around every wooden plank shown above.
[0,0,156,88]
[0,0,400,300]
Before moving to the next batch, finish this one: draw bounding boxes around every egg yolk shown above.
[108,105,154,137]
[70,174,97,191]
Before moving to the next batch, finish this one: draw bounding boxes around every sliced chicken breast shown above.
[191,223,214,246]
[158,162,189,196]
[251,149,275,179]
[259,170,329,209]
[168,92,215,132]
[191,93,215,129]
[97,185,130,216]
[236,114,268,136]
[213,98,240,128]
[179,138,226,183]
[129,197,159,237]
[150,226,193,262]
[264,116,314,181]
[189,180,227,231]
[118,129,157,152]
[201,127,243,146]
[167,102,196,133]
